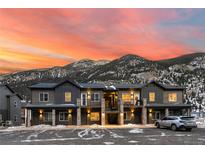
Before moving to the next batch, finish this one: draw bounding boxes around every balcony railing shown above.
[122,100,143,107]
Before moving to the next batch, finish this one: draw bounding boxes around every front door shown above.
[155,111,161,120]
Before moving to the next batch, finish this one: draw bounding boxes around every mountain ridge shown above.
[0,52,205,111]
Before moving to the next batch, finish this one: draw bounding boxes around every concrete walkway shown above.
[0,124,155,132]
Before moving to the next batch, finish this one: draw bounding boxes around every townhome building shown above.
[24,80,191,126]
[0,84,22,126]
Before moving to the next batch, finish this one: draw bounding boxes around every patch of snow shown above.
[78,128,105,140]
[21,137,78,143]
[161,132,166,136]
[129,128,143,134]
[109,132,124,138]
[104,142,114,145]
[198,138,205,141]
[128,140,139,143]
[195,118,205,128]
[148,138,158,141]
[125,123,137,127]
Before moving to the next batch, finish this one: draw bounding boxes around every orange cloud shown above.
[0,9,204,73]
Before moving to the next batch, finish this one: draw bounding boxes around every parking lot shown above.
[0,126,205,145]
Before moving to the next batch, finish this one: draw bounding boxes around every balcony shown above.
[80,99,101,108]
[122,99,143,107]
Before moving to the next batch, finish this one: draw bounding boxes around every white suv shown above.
[155,116,197,131]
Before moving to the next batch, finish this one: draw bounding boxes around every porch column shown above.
[52,109,56,126]
[77,98,81,126]
[27,109,31,127]
[187,108,191,116]
[119,98,124,125]
[25,108,27,126]
[142,98,147,125]
[165,108,169,117]
[101,98,105,125]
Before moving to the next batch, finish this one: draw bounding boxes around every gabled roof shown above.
[79,83,105,89]
[0,84,23,100]
[142,80,185,90]
[114,83,144,89]
[29,79,81,89]
[29,83,58,89]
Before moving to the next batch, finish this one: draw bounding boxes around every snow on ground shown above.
[129,128,143,134]
[195,118,205,128]
[104,142,114,145]
[128,140,139,143]
[78,128,105,140]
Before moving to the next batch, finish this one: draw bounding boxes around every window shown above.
[124,112,132,121]
[44,112,52,122]
[81,93,87,106]
[0,114,2,122]
[91,93,100,102]
[149,92,155,102]
[168,93,177,102]
[14,101,17,108]
[122,93,131,102]
[14,115,17,122]
[59,112,68,121]
[90,112,100,121]
[65,92,71,102]
[39,93,49,102]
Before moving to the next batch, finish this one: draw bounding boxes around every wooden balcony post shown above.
[119,98,124,125]
[52,109,56,126]
[142,98,147,125]
[101,98,105,125]
[77,98,81,126]
[165,108,169,117]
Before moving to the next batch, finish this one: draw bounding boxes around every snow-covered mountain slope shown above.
[0,52,205,111]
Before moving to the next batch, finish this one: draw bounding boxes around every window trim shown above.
[39,92,49,102]
[44,112,52,122]
[149,92,155,102]
[81,93,87,106]
[168,93,177,102]
[59,112,68,121]
[91,92,100,102]
[65,92,72,102]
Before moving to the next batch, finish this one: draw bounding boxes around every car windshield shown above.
[180,117,195,120]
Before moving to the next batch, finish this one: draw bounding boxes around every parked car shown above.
[155,116,197,131]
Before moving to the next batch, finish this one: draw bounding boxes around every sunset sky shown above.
[0,9,205,74]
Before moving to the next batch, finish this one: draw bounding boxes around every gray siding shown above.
[141,83,164,104]
[0,86,22,126]
[31,90,55,104]
[163,91,183,104]
[54,82,81,104]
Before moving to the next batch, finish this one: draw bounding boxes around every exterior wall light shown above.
[131,108,135,113]
[87,108,91,114]
[87,91,91,100]
[149,109,153,113]
[68,109,72,114]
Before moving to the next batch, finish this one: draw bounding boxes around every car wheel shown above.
[186,128,192,131]
[156,123,160,128]
[171,124,177,131]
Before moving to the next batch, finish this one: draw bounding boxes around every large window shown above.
[122,93,131,102]
[39,93,49,102]
[44,112,52,122]
[168,93,177,102]
[90,112,100,121]
[124,112,131,121]
[59,112,68,121]
[81,93,87,106]
[149,92,155,102]
[91,93,100,102]
[65,92,71,102]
